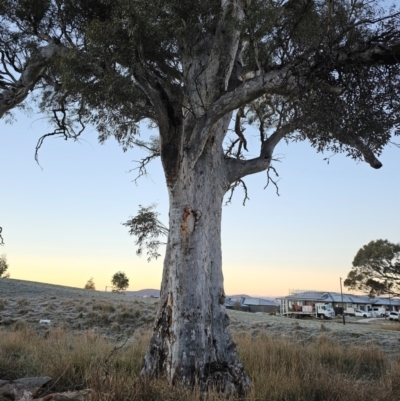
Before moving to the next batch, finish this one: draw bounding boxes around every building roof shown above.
[241,297,276,306]
[374,297,400,306]
[277,291,400,306]
[225,296,276,307]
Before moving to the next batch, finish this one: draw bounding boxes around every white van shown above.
[371,307,386,317]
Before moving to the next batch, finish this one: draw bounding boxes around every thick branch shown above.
[194,39,400,171]
[225,121,297,184]
[133,52,184,184]
[0,43,59,118]
[337,42,400,66]
[214,41,400,123]
[188,68,290,170]
[343,138,383,169]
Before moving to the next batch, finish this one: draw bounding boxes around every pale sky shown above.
[1,107,399,297]
[1,0,399,297]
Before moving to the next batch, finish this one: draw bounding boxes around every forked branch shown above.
[225,121,297,184]
[225,179,249,206]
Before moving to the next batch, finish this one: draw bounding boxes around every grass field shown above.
[1,326,399,400]
[1,279,400,400]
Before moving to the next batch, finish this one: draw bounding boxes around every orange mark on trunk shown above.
[181,207,192,235]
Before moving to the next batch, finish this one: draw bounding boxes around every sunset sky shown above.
[2,106,399,298]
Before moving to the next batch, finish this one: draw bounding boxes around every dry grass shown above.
[239,333,392,401]
[0,326,399,401]
[92,301,116,313]
[17,297,28,307]
[369,323,400,331]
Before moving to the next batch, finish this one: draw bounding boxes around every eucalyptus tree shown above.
[344,239,400,297]
[1,0,400,395]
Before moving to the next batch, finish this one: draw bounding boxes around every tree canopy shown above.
[111,271,129,293]
[1,0,400,172]
[344,239,400,297]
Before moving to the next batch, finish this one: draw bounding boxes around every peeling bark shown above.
[142,119,251,396]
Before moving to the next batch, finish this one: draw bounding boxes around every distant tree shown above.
[84,277,96,290]
[111,271,129,293]
[0,254,9,278]
[0,227,4,246]
[233,300,243,311]
[344,240,400,297]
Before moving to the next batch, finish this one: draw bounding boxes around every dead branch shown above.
[103,336,132,383]
[225,179,249,206]
[234,106,248,152]
[127,137,161,183]
[264,164,281,196]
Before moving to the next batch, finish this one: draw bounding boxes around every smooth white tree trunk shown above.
[142,122,251,395]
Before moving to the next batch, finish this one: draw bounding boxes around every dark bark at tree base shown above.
[143,297,251,396]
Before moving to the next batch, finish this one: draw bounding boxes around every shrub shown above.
[233,301,242,311]
[0,254,9,278]
[84,278,96,290]
[17,298,28,307]
[92,301,115,313]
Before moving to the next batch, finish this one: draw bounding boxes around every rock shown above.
[0,378,90,401]
[0,377,51,401]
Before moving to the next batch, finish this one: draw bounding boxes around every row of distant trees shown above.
[84,271,129,293]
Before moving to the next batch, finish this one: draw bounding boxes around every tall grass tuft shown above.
[0,328,399,400]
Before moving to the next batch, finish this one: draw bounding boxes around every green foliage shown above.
[0,254,9,278]
[1,0,399,164]
[123,204,168,262]
[84,277,96,290]
[111,271,129,293]
[344,240,400,296]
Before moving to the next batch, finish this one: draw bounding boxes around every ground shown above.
[1,278,400,358]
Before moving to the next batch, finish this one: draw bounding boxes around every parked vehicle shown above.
[371,307,386,317]
[343,307,356,316]
[287,303,335,319]
[354,309,372,318]
[389,311,400,321]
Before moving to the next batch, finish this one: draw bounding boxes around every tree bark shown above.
[142,120,251,396]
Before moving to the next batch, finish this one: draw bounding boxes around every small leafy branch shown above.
[123,204,169,262]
